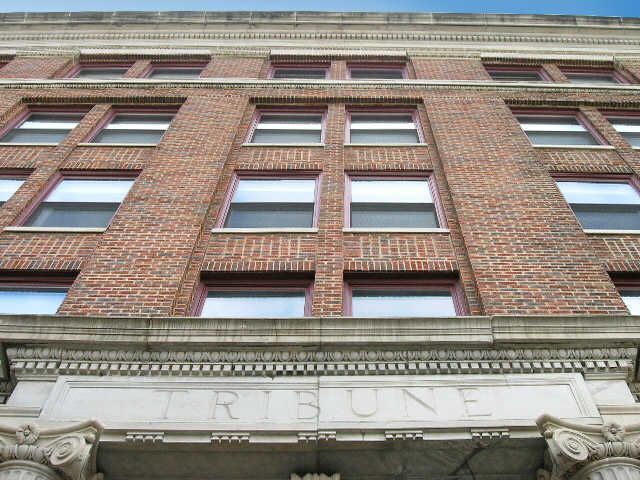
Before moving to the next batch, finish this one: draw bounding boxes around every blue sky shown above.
[2,0,639,16]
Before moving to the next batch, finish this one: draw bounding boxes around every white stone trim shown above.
[533,145,617,149]
[211,227,319,233]
[343,227,450,233]
[3,226,106,233]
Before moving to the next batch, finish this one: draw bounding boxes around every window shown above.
[348,111,421,144]
[0,177,25,206]
[147,67,203,79]
[621,289,640,315]
[270,65,328,80]
[562,70,625,86]
[607,115,640,148]
[22,176,135,229]
[220,175,318,229]
[71,66,130,79]
[0,280,71,314]
[348,65,406,80]
[486,67,546,82]
[198,280,312,317]
[344,279,462,317]
[556,179,640,231]
[347,176,442,228]
[249,111,324,144]
[0,111,85,144]
[90,112,174,145]
[515,113,602,146]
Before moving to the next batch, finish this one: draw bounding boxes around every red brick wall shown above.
[412,58,490,81]
[0,56,73,79]
[0,56,639,317]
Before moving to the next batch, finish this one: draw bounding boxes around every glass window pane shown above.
[20,113,84,128]
[252,129,321,143]
[93,129,166,144]
[0,113,83,144]
[351,114,414,125]
[0,288,67,314]
[149,68,202,79]
[609,118,640,147]
[621,291,640,315]
[74,68,128,79]
[25,203,120,228]
[620,132,640,147]
[272,69,327,79]
[565,73,620,85]
[351,290,456,317]
[489,71,543,82]
[557,182,640,205]
[351,204,438,228]
[258,114,322,125]
[350,69,405,79]
[524,131,598,146]
[225,203,314,228]
[106,114,174,128]
[234,179,315,203]
[0,179,24,203]
[570,204,640,230]
[46,179,133,203]
[0,129,70,143]
[350,130,419,144]
[201,290,306,317]
[351,180,432,203]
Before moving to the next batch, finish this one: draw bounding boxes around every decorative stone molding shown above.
[6,346,635,379]
[124,431,164,444]
[0,421,102,480]
[471,428,510,446]
[14,48,80,60]
[537,414,640,480]
[291,474,339,480]
[384,429,424,441]
[210,432,250,443]
[297,431,336,443]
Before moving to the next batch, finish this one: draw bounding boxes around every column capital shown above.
[0,421,102,480]
[537,414,640,480]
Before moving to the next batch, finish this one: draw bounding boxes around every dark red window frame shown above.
[246,107,328,144]
[14,170,139,227]
[345,107,425,144]
[343,276,467,316]
[560,67,633,85]
[64,63,134,79]
[0,106,90,143]
[484,65,552,81]
[142,62,209,78]
[216,170,322,229]
[268,63,331,79]
[511,108,609,146]
[83,106,179,144]
[343,171,447,229]
[0,273,77,314]
[192,275,315,317]
[346,63,409,80]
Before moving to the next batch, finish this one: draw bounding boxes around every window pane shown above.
[74,68,128,79]
[350,130,419,144]
[524,131,598,146]
[225,203,314,228]
[351,290,456,317]
[0,113,83,144]
[252,129,321,143]
[93,129,166,144]
[351,114,414,124]
[201,291,306,317]
[47,179,134,203]
[259,114,322,125]
[25,202,120,228]
[570,204,640,230]
[609,117,640,147]
[557,181,640,205]
[149,68,202,79]
[489,71,543,82]
[621,291,640,315]
[351,204,438,228]
[351,180,432,203]
[350,69,405,79]
[233,179,315,203]
[0,179,24,203]
[565,73,620,85]
[0,129,71,143]
[0,288,67,314]
[272,69,327,79]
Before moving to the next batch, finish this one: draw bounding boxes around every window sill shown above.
[533,144,615,150]
[584,229,640,235]
[345,143,424,147]
[3,226,106,233]
[76,143,158,147]
[212,227,318,233]
[343,227,450,233]
[242,143,325,147]
[0,142,59,146]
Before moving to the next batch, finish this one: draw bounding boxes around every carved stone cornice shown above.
[537,414,640,480]
[6,345,635,379]
[0,421,102,480]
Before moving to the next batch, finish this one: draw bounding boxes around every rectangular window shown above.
[345,280,461,317]
[250,111,324,144]
[486,67,546,82]
[348,111,421,144]
[221,176,318,229]
[71,66,130,79]
[23,176,135,229]
[347,176,441,228]
[348,65,406,80]
[90,112,174,145]
[199,281,312,318]
[621,289,640,315]
[562,70,625,86]
[556,179,640,231]
[515,113,602,146]
[270,65,329,80]
[147,67,203,79]
[0,177,25,206]
[607,115,640,148]
[0,280,71,315]
[0,112,85,144]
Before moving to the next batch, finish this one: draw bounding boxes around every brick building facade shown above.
[0,10,639,480]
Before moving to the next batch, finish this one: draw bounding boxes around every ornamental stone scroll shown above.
[0,421,102,480]
[537,414,640,480]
